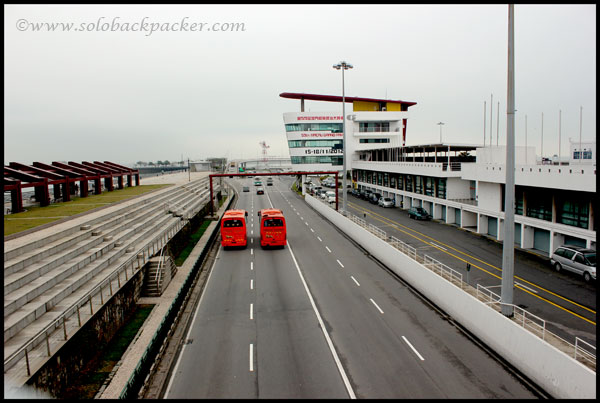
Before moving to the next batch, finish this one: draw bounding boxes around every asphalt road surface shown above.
[164,177,539,399]
[343,189,596,349]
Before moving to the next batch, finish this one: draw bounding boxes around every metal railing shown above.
[156,245,167,293]
[4,215,187,376]
[334,208,596,371]
[423,255,463,287]
[575,338,596,368]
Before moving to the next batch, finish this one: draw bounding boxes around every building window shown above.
[383,173,389,187]
[415,176,423,194]
[557,198,589,229]
[288,140,343,148]
[359,138,390,143]
[424,177,434,196]
[526,190,552,222]
[515,188,523,215]
[573,150,593,159]
[290,156,343,165]
[397,174,404,190]
[405,175,413,192]
[377,173,383,186]
[436,178,446,199]
[390,174,396,188]
[359,122,390,132]
[285,123,343,132]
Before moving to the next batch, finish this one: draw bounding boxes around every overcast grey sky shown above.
[4,4,596,166]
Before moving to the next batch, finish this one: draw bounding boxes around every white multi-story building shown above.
[281,92,596,256]
[280,92,416,172]
[353,142,596,255]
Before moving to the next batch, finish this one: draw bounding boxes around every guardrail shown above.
[339,209,596,372]
[4,214,188,376]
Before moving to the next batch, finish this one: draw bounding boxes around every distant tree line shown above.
[135,160,186,167]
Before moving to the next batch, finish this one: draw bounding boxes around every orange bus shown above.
[258,208,287,248]
[221,209,248,248]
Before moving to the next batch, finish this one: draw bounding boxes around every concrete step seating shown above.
[3,177,217,370]
[3,189,188,290]
[4,212,180,344]
[3,180,209,301]
[3,177,209,265]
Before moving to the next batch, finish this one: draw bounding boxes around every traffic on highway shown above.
[164,176,542,398]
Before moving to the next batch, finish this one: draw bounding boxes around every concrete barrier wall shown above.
[306,195,595,399]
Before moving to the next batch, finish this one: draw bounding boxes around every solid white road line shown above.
[430,242,447,251]
[287,243,356,399]
[164,246,222,398]
[516,282,538,294]
[370,298,384,314]
[402,336,425,361]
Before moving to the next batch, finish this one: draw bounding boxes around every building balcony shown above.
[352,160,466,178]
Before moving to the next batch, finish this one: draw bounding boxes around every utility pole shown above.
[497,101,500,146]
[501,4,516,318]
[525,115,528,165]
[558,110,562,165]
[579,106,583,161]
[490,94,493,146]
[483,101,487,147]
[541,112,544,163]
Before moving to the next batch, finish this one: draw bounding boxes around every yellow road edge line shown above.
[348,202,597,318]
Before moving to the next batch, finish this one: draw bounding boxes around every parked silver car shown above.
[550,245,596,283]
[378,197,395,208]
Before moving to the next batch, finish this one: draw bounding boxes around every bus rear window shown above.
[263,218,284,227]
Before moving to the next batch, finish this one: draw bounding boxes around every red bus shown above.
[258,208,287,248]
[221,209,248,248]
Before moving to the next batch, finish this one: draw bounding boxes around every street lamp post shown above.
[333,60,353,213]
[437,122,445,143]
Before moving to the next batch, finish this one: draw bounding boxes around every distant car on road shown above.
[407,206,431,220]
[242,186,250,192]
[325,190,336,204]
[550,245,596,283]
[378,197,395,208]
[369,193,382,204]
[254,180,262,186]
[256,187,265,195]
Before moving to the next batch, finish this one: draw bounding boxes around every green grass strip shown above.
[4,185,169,236]
[174,220,212,266]
[62,304,155,399]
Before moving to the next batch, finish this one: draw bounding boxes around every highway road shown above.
[164,176,540,398]
[342,189,596,349]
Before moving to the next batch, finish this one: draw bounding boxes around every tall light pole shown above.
[437,122,445,143]
[501,4,516,318]
[333,60,353,213]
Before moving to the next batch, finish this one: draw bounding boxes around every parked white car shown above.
[550,245,596,283]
